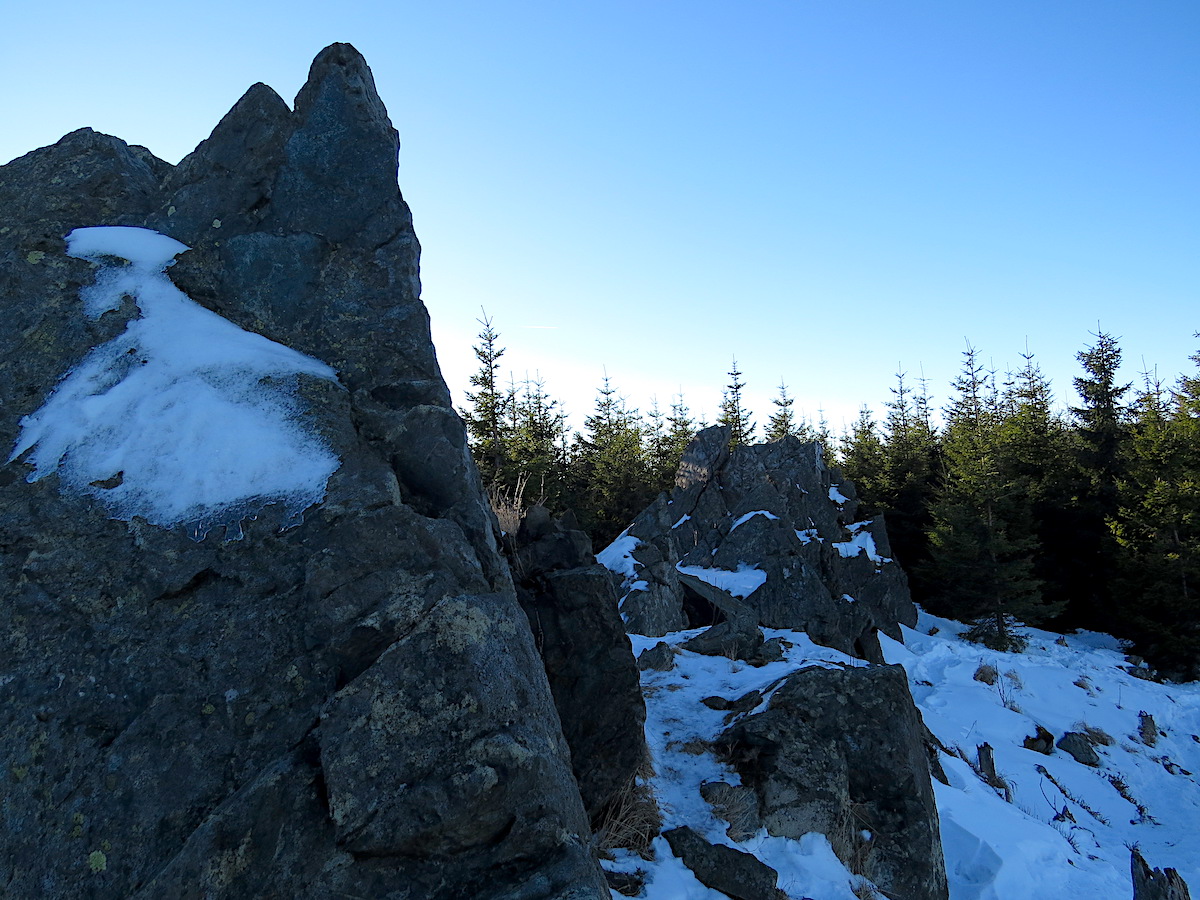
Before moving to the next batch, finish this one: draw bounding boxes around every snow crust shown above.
[613,612,1200,899]
[730,509,779,531]
[794,528,820,544]
[597,531,641,579]
[828,484,849,504]
[676,563,767,599]
[9,227,341,537]
[832,525,891,563]
[884,611,1200,899]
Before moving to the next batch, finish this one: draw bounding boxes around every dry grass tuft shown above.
[593,771,662,856]
[1078,722,1115,746]
[488,475,527,536]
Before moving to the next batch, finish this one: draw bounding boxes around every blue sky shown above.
[3,1,1197,433]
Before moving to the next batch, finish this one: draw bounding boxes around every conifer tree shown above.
[1068,331,1132,631]
[718,358,756,447]
[506,374,568,507]
[924,346,1050,649]
[995,352,1077,617]
[766,380,796,442]
[1112,361,1200,675]
[839,407,887,503]
[876,371,941,590]
[646,393,696,491]
[814,409,837,463]
[568,376,652,544]
[462,313,510,486]
[1073,331,1131,518]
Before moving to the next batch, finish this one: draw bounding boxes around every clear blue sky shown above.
[3,1,1197,433]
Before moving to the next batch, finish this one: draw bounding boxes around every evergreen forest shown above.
[460,315,1200,679]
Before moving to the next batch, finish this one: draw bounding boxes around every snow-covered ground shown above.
[608,614,1200,899]
[887,612,1200,900]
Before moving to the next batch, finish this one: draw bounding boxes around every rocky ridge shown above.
[0,44,611,899]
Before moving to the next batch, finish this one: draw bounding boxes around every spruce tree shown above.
[718,358,756,447]
[877,371,940,593]
[814,409,837,463]
[506,374,569,508]
[646,393,696,491]
[924,346,1048,649]
[996,352,1077,620]
[1068,331,1131,632]
[462,312,510,486]
[766,380,796,442]
[1113,362,1200,675]
[568,376,652,544]
[839,407,887,504]
[1073,331,1131,518]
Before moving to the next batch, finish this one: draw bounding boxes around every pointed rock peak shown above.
[308,41,371,76]
[170,81,291,183]
[272,42,401,244]
[294,42,391,130]
[233,82,291,119]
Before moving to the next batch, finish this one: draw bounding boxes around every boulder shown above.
[717,665,948,900]
[0,44,605,899]
[508,506,649,826]
[700,781,762,842]
[1139,711,1160,747]
[604,427,915,660]
[662,826,786,900]
[1057,732,1102,767]
[1023,725,1056,755]
[637,641,677,672]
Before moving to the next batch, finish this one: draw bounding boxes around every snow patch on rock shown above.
[9,226,340,537]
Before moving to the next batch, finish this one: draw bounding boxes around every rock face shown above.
[1133,848,1194,900]
[507,506,649,825]
[0,44,605,899]
[600,428,946,898]
[718,665,949,900]
[608,426,916,660]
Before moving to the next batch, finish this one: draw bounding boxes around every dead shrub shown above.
[488,475,527,536]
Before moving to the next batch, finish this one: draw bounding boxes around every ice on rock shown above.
[9,226,341,538]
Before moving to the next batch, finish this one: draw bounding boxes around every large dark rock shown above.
[662,826,786,900]
[1133,848,1193,900]
[1056,731,1101,767]
[0,44,605,899]
[605,426,915,660]
[509,506,649,826]
[717,665,948,900]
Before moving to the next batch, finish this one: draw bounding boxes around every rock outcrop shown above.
[606,426,916,660]
[507,505,649,825]
[602,427,947,898]
[1133,848,1194,900]
[1,44,605,899]
[717,665,949,900]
